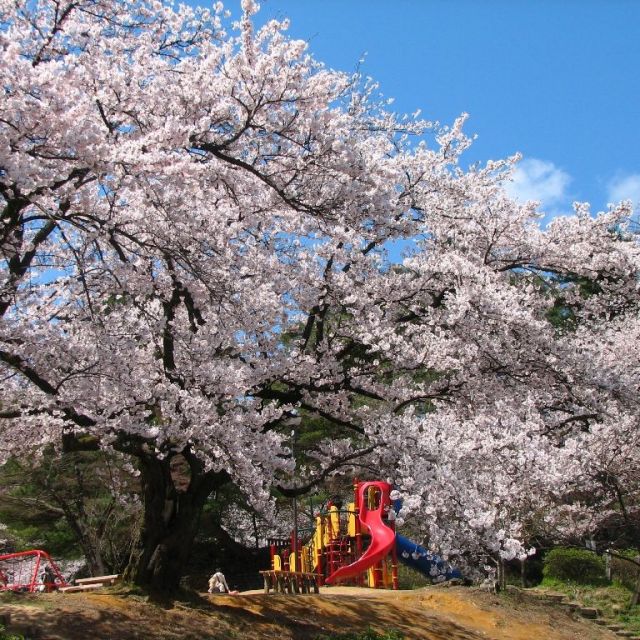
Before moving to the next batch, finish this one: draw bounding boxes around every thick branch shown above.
[276,445,378,497]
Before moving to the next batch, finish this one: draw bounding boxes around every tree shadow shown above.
[207,592,486,640]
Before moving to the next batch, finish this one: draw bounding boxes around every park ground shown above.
[0,584,625,640]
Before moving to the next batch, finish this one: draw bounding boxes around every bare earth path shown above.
[0,585,621,640]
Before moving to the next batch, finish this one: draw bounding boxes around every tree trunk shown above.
[631,581,640,607]
[497,558,507,592]
[631,555,640,607]
[77,532,108,576]
[123,451,228,592]
[48,489,108,576]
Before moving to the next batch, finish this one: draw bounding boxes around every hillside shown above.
[0,585,624,640]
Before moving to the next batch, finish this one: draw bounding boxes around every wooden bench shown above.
[259,570,320,595]
[60,574,121,593]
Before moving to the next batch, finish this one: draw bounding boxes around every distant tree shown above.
[0,451,140,574]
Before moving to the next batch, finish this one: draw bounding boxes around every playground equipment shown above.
[264,480,460,591]
[0,550,67,593]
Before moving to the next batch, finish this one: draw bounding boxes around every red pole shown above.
[30,552,42,593]
[39,551,67,590]
[354,479,364,586]
[329,534,335,577]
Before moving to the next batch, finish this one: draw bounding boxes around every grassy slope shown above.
[537,577,640,635]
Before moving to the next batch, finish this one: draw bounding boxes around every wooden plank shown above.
[59,583,104,593]
[75,574,120,585]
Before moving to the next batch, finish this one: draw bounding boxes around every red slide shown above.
[325,481,395,584]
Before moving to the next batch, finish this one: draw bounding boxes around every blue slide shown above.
[395,533,462,581]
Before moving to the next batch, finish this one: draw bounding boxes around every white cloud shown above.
[504,158,571,209]
[607,174,640,212]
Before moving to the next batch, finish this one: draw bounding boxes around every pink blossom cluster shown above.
[1,0,638,572]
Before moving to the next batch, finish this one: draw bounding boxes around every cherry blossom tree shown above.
[1,0,638,590]
[380,210,640,574]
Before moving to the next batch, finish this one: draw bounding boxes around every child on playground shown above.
[207,569,239,595]
[208,568,229,593]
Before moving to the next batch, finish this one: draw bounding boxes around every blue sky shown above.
[198,1,640,218]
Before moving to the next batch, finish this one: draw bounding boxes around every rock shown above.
[578,607,599,619]
[544,593,566,603]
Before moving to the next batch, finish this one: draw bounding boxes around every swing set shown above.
[0,550,67,593]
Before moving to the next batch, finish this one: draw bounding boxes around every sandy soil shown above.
[0,585,622,640]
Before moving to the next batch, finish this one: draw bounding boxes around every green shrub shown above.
[397,563,431,590]
[315,628,404,640]
[543,547,607,585]
[0,625,25,640]
[610,550,640,592]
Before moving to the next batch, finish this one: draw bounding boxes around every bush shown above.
[0,625,25,640]
[610,550,640,592]
[543,547,607,585]
[397,563,431,590]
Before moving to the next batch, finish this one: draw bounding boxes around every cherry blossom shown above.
[1,0,638,589]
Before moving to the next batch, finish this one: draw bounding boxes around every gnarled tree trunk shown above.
[123,451,228,592]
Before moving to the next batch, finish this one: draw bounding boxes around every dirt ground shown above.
[0,584,623,640]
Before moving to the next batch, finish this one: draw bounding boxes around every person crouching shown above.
[208,568,229,594]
